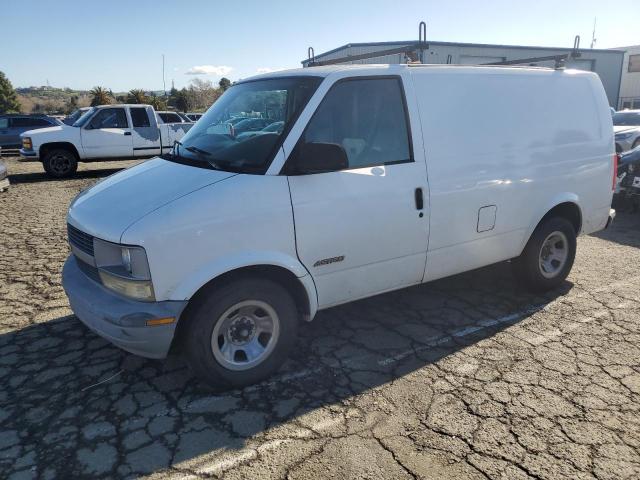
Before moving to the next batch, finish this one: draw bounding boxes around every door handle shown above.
[415,188,424,210]
[124,131,132,136]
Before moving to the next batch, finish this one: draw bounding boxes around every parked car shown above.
[232,118,276,134]
[63,107,92,126]
[236,121,285,140]
[0,150,8,191]
[0,114,60,150]
[61,65,615,389]
[186,113,203,121]
[156,111,189,124]
[19,104,193,178]
[613,110,640,153]
[615,145,640,211]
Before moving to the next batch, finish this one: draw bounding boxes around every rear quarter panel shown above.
[411,67,613,281]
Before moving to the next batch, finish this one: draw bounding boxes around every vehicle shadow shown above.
[592,211,640,248]
[8,167,125,184]
[0,262,572,477]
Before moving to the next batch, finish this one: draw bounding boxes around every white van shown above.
[62,65,616,389]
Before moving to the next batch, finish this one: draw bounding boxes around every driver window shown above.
[90,108,128,129]
[301,77,412,169]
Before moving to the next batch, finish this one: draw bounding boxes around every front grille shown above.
[67,223,94,256]
[76,257,102,284]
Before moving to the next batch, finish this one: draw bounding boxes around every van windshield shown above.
[165,76,322,174]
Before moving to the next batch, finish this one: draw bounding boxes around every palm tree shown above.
[89,87,112,106]
[127,89,148,104]
[148,94,167,110]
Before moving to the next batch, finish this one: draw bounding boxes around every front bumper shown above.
[19,148,38,161]
[62,256,187,359]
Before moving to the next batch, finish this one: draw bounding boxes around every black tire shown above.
[42,149,78,178]
[182,278,299,390]
[512,217,576,293]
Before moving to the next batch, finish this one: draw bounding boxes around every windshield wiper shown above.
[181,144,224,170]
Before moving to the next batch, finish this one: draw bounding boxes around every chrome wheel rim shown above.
[50,153,70,174]
[539,231,569,279]
[211,300,280,371]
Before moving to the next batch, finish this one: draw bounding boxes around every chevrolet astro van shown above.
[63,64,616,388]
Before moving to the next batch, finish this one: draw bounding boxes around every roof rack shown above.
[305,27,583,71]
[484,35,582,69]
[306,21,428,67]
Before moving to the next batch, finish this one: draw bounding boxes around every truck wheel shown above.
[183,278,299,390]
[43,149,78,178]
[512,217,576,293]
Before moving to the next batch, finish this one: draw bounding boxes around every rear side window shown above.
[0,119,8,128]
[130,108,151,127]
[299,77,412,169]
[10,117,52,128]
[159,113,181,123]
[90,108,128,129]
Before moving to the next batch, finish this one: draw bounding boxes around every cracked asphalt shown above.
[1,156,640,479]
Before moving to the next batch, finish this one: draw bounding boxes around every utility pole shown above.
[162,54,166,97]
[590,18,597,49]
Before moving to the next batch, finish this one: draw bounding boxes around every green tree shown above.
[219,77,231,91]
[66,95,78,114]
[0,71,21,113]
[174,88,195,112]
[89,86,112,106]
[148,94,167,110]
[127,89,148,104]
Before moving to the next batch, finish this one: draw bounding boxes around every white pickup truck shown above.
[19,104,193,178]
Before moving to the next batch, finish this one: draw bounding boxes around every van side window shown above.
[297,77,412,170]
[130,108,151,128]
[90,108,128,129]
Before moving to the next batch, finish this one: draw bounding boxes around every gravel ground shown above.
[1,157,639,480]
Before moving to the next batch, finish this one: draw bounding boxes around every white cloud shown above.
[185,65,234,76]
[256,67,286,74]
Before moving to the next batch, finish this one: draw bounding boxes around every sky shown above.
[2,0,639,91]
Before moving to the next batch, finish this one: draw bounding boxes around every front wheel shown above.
[42,149,78,178]
[512,217,577,293]
[183,278,299,390]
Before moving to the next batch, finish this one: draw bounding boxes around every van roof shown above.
[245,63,595,82]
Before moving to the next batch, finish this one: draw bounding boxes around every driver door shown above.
[81,107,133,158]
[285,76,429,308]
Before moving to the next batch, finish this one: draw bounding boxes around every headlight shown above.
[93,239,155,301]
[22,137,32,150]
[616,132,634,140]
[99,270,155,301]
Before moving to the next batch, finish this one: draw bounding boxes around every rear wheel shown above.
[183,278,299,390]
[43,149,78,178]
[512,217,576,292]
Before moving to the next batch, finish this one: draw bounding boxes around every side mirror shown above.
[287,142,349,175]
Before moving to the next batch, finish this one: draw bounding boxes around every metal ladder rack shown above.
[306,22,428,67]
[305,24,583,71]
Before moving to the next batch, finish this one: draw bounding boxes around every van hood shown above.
[67,158,236,243]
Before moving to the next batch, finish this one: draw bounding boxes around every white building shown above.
[614,45,640,110]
